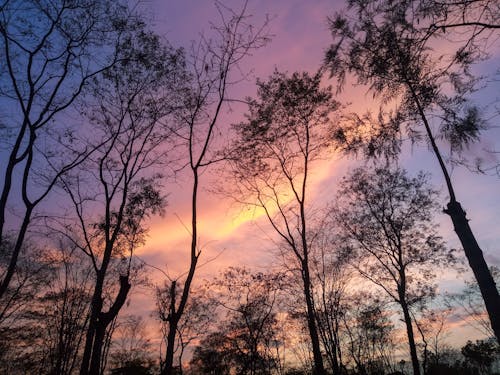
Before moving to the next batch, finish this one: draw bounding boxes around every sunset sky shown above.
[125,0,500,346]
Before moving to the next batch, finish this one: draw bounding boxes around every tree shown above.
[0,241,93,375]
[226,70,339,375]
[42,246,94,375]
[461,339,499,374]
[156,2,269,374]
[0,0,138,301]
[156,286,216,373]
[108,315,156,375]
[55,24,183,375]
[208,267,283,375]
[418,0,500,33]
[0,243,58,375]
[325,0,500,342]
[309,216,353,374]
[334,167,453,375]
[342,294,397,375]
[189,332,232,375]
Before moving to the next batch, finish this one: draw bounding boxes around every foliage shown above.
[324,0,500,342]
[335,166,453,375]
[198,267,284,375]
[462,339,500,374]
[227,70,340,374]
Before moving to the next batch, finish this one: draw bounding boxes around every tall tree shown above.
[325,0,500,342]
[156,2,269,374]
[226,70,339,375]
[56,26,183,375]
[0,0,137,300]
[334,167,452,375]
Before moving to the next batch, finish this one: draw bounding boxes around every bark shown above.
[400,298,421,375]
[163,318,178,375]
[407,78,500,344]
[162,280,179,375]
[302,264,326,375]
[445,200,500,342]
[80,275,131,375]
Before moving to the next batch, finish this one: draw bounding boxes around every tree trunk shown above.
[162,315,179,375]
[89,324,106,375]
[302,265,326,375]
[445,200,500,342]
[80,275,131,375]
[80,292,101,375]
[400,299,420,375]
[408,81,500,344]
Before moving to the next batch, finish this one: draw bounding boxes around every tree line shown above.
[0,0,498,374]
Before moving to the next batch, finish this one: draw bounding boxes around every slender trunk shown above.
[400,298,420,375]
[161,315,185,375]
[330,346,340,375]
[161,168,201,375]
[407,81,500,343]
[80,274,104,375]
[445,201,500,341]
[414,318,429,375]
[302,264,326,375]
[80,297,100,375]
[318,284,340,374]
[0,208,32,298]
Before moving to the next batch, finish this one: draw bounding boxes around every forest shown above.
[0,0,499,374]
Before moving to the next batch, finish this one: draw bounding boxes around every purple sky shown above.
[126,0,500,349]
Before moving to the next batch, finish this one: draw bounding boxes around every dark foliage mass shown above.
[0,0,498,375]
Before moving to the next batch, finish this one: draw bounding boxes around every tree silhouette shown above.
[156,2,269,374]
[461,338,499,374]
[325,0,500,342]
[56,25,183,375]
[342,294,397,375]
[227,70,339,375]
[334,167,453,375]
[307,216,353,373]
[206,267,283,375]
[0,0,138,301]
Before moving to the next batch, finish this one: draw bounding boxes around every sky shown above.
[126,0,499,349]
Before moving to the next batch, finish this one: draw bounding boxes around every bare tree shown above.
[43,245,94,375]
[0,242,57,375]
[0,0,140,301]
[0,240,94,375]
[226,70,339,375]
[55,26,184,375]
[156,285,216,374]
[325,0,500,342]
[156,3,269,374]
[446,267,500,339]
